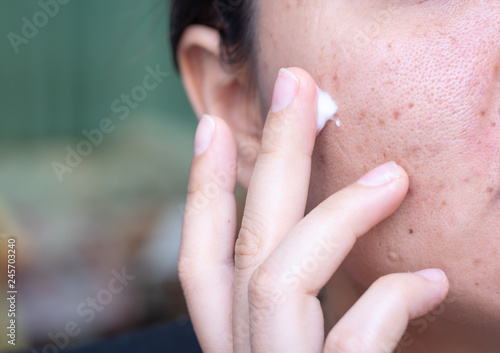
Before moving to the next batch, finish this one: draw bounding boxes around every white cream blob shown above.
[317,87,340,131]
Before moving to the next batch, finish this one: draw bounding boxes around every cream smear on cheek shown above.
[317,87,340,131]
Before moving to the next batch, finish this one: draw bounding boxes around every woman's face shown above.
[255,0,500,327]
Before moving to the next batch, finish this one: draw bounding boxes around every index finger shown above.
[232,67,335,351]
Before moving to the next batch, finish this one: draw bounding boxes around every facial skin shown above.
[254,0,500,335]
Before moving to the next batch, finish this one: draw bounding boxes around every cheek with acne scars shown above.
[254,0,500,329]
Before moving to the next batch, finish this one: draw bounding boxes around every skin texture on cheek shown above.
[257,0,500,328]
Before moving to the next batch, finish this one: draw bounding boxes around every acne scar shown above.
[387,251,400,262]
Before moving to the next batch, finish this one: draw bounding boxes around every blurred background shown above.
[0,0,218,351]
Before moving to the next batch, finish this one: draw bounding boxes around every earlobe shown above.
[177,25,262,189]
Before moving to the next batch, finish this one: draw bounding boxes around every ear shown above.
[177,25,262,189]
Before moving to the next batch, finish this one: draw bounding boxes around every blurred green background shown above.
[0,0,201,351]
[0,0,195,135]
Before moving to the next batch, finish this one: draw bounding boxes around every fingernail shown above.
[270,68,299,113]
[357,161,401,187]
[414,269,447,283]
[194,114,215,157]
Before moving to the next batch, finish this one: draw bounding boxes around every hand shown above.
[179,67,449,353]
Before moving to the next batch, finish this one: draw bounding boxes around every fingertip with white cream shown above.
[316,86,340,133]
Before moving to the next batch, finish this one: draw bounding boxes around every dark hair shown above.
[170,0,255,72]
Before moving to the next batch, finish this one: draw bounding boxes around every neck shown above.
[322,268,500,353]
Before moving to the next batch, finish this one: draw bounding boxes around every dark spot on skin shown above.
[480,111,486,117]
[442,201,447,206]
[487,187,494,193]
[473,258,482,267]
[408,228,414,234]
[383,152,387,158]
[319,152,326,164]
[388,43,392,49]
[409,145,422,156]
[492,122,497,127]
[371,87,375,92]
[331,74,339,90]
[491,190,500,205]
[475,282,480,287]
[393,111,401,120]
[464,178,470,184]
[378,118,386,126]
[409,103,414,109]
